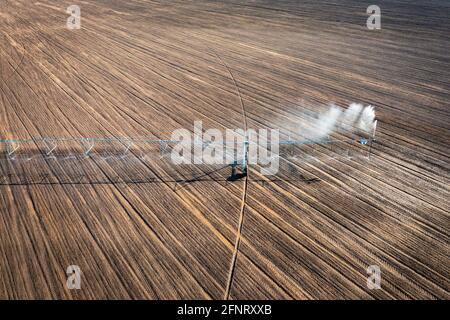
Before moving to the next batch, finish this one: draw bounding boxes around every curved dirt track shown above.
[0,0,449,299]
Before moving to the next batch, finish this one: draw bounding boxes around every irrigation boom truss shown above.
[0,129,376,180]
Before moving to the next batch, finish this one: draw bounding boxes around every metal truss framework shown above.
[0,133,376,179]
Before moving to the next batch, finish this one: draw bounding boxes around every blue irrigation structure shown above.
[0,134,376,179]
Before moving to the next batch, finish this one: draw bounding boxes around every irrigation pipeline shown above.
[0,136,182,144]
[0,136,371,160]
[0,136,365,145]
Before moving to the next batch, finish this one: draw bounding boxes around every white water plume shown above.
[302,103,376,140]
[304,104,342,140]
[357,105,376,133]
[341,103,364,131]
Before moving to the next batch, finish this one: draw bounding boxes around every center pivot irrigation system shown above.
[0,124,377,181]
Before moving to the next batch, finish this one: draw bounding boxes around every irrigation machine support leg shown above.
[44,139,58,156]
[6,143,19,157]
[84,142,95,157]
[368,120,378,161]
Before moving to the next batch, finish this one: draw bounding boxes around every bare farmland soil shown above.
[0,0,449,299]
